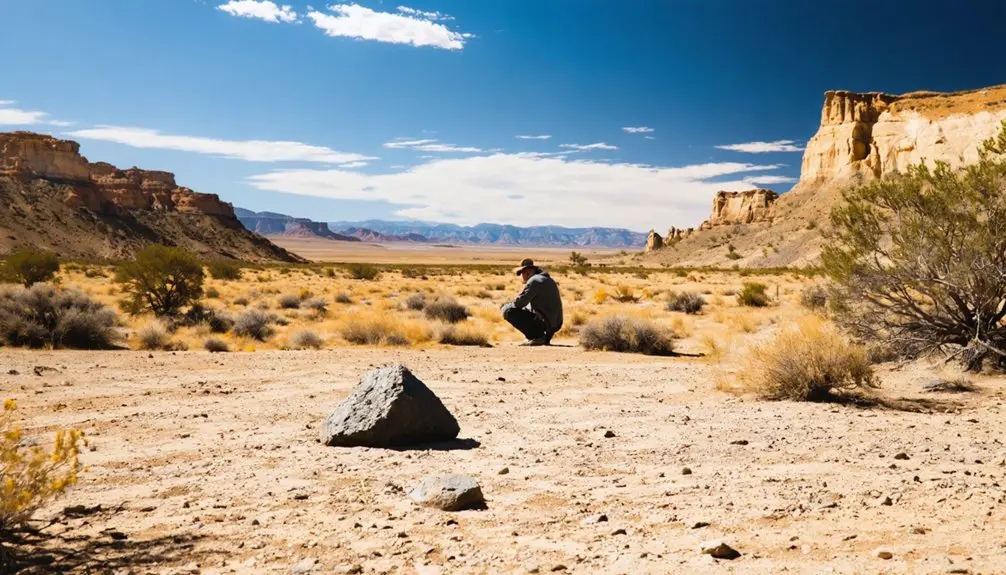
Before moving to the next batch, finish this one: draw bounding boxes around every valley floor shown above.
[9,345,1006,574]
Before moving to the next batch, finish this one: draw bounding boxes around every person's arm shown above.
[511,278,541,310]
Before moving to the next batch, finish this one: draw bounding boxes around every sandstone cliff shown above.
[0,131,300,262]
[647,84,1006,268]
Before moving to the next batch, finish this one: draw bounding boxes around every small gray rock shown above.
[410,474,485,511]
[320,365,460,448]
[291,558,317,573]
[700,540,741,560]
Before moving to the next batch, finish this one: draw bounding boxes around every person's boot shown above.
[519,335,551,347]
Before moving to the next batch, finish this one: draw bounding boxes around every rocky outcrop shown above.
[699,189,778,230]
[237,209,359,242]
[802,85,1006,182]
[0,131,300,262]
[665,227,694,243]
[644,230,663,252]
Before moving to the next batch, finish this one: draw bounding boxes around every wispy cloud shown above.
[716,140,803,153]
[384,138,483,153]
[559,142,619,151]
[66,126,375,164]
[743,175,797,185]
[217,0,297,23]
[246,154,783,231]
[0,101,73,127]
[644,136,655,140]
[515,135,552,140]
[307,4,470,50]
[397,6,453,21]
[338,161,369,169]
[622,126,654,134]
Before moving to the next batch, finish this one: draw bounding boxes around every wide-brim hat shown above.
[514,258,536,276]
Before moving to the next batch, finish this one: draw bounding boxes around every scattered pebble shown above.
[603,430,616,438]
[682,467,693,475]
[700,540,741,560]
[874,547,893,560]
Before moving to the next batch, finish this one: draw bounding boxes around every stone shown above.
[700,540,741,560]
[700,189,778,229]
[409,474,485,511]
[319,365,460,448]
[874,547,893,560]
[645,230,664,252]
[498,466,510,475]
[291,558,317,573]
[681,467,693,475]
[894,452,910,460]
[603,430,616,438]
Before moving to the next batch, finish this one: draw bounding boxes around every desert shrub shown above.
[233,309,273,341]
[334,292,353,304]
[424,296,469,323]
[204,287,220,299]
[0,285,118,349]
[738,319,877,401]
[302,297,329,316]
[83,266,107,279]
[404,292,427,311]
[613,285,638,303]
[137,321,171,350]
[277,294,301,309]
[3,249,60,287]
[666,291,706,314]
[115,245,204,317]
[203,337,230,353]
[288,329,324,349]
[340,313,425,346]
[206,259,243,280]
[437,324,490,347]
[579,316,676,356]
[593,289,610,304]
[233,296,249,307]
[177,303,233,333]
[800,285,828,310]
[0,399,84,561]
[569,251,589,267]
[823,123,1006,370]
[737,282,770,307]
[346,263,380,281]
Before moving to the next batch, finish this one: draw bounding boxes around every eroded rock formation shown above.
[699,189,778,230]
[645,230,663,252]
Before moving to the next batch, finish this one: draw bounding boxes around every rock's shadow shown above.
[388,438,482,452]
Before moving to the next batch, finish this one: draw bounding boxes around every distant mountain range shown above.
[237,209,648,248]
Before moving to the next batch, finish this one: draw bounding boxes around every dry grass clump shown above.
[436,323,491,347]
[233,309,274,341]
[666,291,706,314]
[205,287,220,299]
[423,296,469,323]
[277,294,301,309]
[0,284,119,349]
[404,292,427,311]
[737,318,877,401]
[203,337,230,353]
[340,312,424,346]
[137,321,171,350]
[579,316,676,356]
[613,285,638,303]
[334,292,353,304]
[288,329,324,349]
[233,296,249,307]
[302,297,329,317]
[799,285,828,310]
[737,282,770,307]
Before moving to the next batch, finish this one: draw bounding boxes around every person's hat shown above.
[514,258,536,276]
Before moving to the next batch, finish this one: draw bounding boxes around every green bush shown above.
[206,260,243,280]
[4,250,60,287]
[116,245,204,317]
[0,285,118,349]
[346,263,380,281]
[737,282,770,307]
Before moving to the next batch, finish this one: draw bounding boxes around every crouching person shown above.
[501,258,563,346]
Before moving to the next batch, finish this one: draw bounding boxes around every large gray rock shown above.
[409,474,485,511]
[319,365,460,448]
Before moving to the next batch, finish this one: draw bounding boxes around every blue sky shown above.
[1,0,1003,232]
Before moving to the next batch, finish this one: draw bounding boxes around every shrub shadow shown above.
[822,392,966,413]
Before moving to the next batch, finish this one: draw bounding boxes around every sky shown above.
[1,0,1004,232]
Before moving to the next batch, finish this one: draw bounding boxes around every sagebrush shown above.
[0,285,118,349]
[579,316,676,356]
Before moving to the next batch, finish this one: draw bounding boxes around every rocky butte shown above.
[646,84,1006,266]
[0,131,300,261]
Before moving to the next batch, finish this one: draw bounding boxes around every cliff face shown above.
[647,84,1006,268]
[802,85,1006,182]
[238,211,359,242]
[0,131,300,262]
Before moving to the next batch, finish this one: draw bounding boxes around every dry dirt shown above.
[9,343,1006,574]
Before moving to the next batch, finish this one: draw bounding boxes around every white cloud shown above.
[307,4,468,50]
[515,135,552,140]
[743,175,797,185]
[66,125,376,164]
[397,6,452,21]
[716,139,803,153]
[245,154,782,231]
[384,138,483,153]
[559,142,619,151]
[0,102,72,127]
[218,0,297,23]
[644,136,655,140]
[622,126,654,134]
[339,161,369,169]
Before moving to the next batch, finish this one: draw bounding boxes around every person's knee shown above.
[501,304,516,321]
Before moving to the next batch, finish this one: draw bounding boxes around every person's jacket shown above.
[512,271,563,332]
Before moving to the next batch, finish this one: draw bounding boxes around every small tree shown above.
[116,245,204,317]
[4,250,60,287]
[823,121,1006,370]
[569,251,589,267]
[206,259,243,280]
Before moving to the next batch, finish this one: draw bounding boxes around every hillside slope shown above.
[0,132,300,262]
[647,84,1006,267]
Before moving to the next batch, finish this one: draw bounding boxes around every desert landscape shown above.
[5,2,1006,573]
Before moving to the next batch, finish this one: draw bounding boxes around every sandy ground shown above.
[8,343,1006,574]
